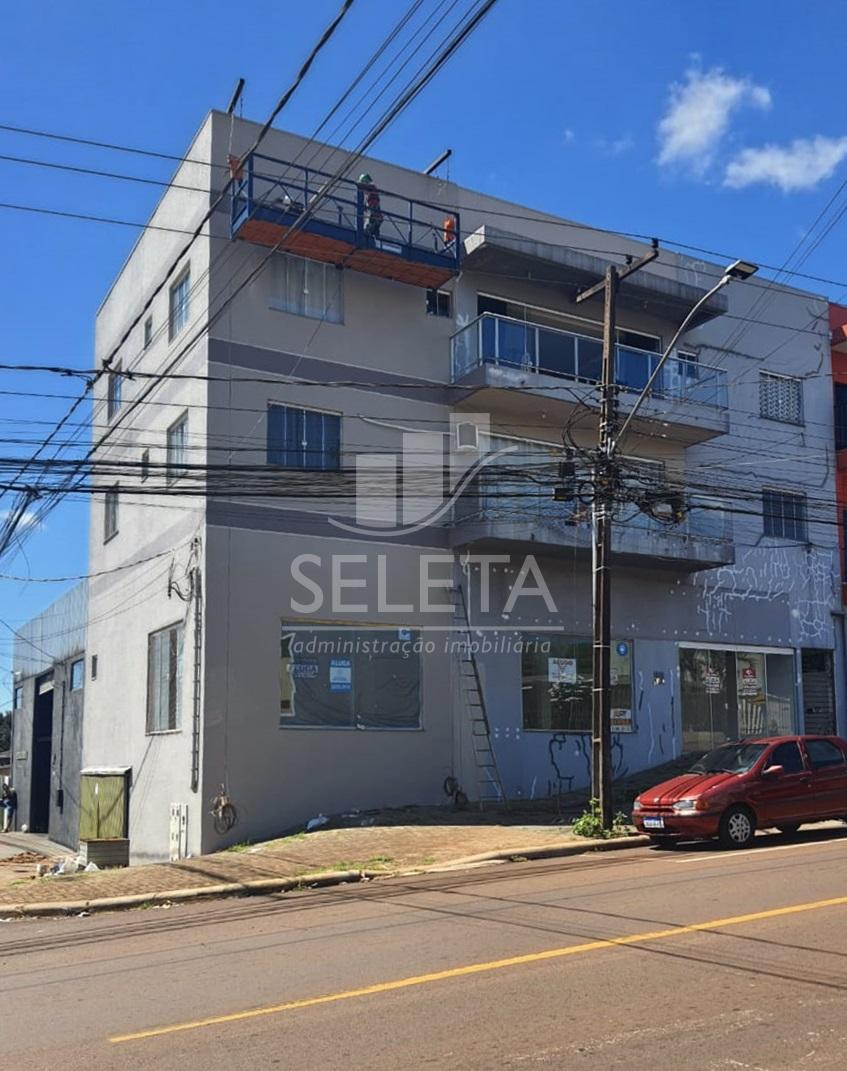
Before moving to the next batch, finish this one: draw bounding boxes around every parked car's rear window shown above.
[805,739,846,770]
[690,743,767,775]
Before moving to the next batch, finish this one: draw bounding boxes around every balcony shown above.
[450,445,734,572]
[451,313,730,444]
[231,153,460,289]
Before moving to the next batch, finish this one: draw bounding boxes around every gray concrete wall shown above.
[200,526,455,852]
[9,676,36,831]
[84,115,214,862]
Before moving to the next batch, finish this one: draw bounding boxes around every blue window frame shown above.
[763,488,807,542]
[267,404,340,470]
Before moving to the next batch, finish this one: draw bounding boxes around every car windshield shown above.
[689,743,767,775]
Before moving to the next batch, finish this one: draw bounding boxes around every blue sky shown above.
[2,0,847,701]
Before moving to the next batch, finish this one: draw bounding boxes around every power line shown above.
[0,0,360,559]
[6,122,847,294]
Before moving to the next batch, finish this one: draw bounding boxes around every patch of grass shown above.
[417,856,436,866]
[364,855,393,869]
[224,841,253,853]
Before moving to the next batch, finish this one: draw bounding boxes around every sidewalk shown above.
[0,822,646,916]
[0,832,67,861]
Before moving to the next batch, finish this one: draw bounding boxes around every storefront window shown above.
[280,625,421,729]
[680,647,795,753]
[522,636,632,732]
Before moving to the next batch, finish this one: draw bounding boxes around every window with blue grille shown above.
[267,405,340,470]
[763,488,807,541]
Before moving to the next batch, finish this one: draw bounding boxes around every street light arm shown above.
[611,274,731,454]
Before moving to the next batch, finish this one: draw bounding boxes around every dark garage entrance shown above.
[30,674,54,834]
[801,649,836,736]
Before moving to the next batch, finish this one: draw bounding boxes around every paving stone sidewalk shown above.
[0,823,603,909]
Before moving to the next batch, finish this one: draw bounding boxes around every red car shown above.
[632,735,847,849]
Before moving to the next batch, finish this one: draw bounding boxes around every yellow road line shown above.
[110,893,847,1044]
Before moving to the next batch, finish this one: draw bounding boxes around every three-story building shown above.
[77,111,841,861]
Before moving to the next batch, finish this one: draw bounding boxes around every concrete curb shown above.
[0,834,651,918]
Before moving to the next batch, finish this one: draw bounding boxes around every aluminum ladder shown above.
[452,584,508,810]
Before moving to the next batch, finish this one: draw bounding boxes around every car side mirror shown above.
[762,764,784,778]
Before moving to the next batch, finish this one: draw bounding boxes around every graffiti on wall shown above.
[696,547,837,643]
[546,731,629,801]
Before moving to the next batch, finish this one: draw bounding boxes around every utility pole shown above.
[593,265,617,830]
[572,252,757,828]
[575,244,658,829]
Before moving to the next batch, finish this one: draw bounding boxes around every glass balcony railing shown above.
[451,313,728,410]
[454,438,732,547]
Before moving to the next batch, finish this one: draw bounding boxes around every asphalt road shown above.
[4,828,847,1070]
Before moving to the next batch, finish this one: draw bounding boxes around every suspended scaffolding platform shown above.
[230,153,461,289]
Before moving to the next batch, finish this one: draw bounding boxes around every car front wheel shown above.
[719,805,755,849]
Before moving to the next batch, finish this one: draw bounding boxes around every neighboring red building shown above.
[831,303,847,603]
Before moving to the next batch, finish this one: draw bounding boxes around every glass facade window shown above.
[763,489,807,541]
[679,647,796,753]
[147,623,184,732]
[426,289,452,317]
[169,269,190,340]
[521,636,632,732]
[267,404,340,470]
[107,362,122,420]
[144,316,153,348]
[166,413,188,484]
[103,485,119,542]
[835,383,847,449]
[270,253,343,323]
[280,626,421,729]
[69,658,84,691]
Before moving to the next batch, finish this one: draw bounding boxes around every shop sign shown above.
[740,666,760,697]
[548,657,577,685]
[329,659,352,692]
[611,708,634,733]
[704,668,721,695]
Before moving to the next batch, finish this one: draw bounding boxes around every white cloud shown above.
[562,128,576,145]
[724,135,847,192]
[596,135,634,157]
[658,65,771,173]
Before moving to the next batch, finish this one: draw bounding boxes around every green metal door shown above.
[79,774,127,840]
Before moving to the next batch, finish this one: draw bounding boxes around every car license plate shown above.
[643,817,665,830]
